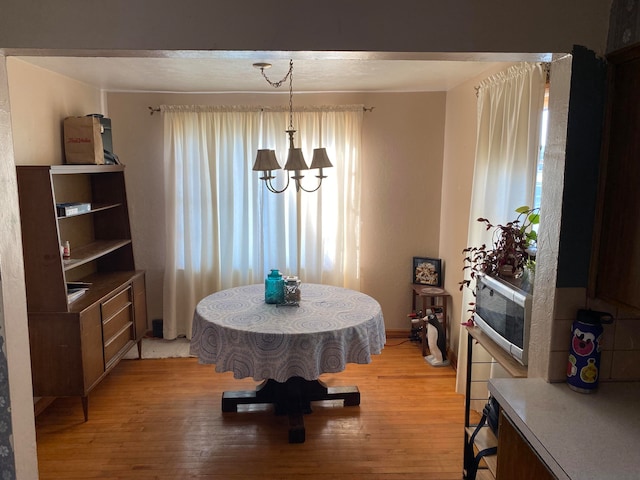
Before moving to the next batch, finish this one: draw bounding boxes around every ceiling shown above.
[14,52,510,93]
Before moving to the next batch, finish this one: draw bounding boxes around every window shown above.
[533,86,549,210]
[162,106,363,337]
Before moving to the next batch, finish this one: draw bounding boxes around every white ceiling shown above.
[14,52,511,93]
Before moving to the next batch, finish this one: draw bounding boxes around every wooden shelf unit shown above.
[16,164,147,421]
[465,425,498,473]
[463,326,527,480]
[410,284,450,356]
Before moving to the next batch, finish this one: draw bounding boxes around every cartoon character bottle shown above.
[567,309,613,393]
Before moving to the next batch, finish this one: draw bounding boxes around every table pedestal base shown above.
[221,377,360,443]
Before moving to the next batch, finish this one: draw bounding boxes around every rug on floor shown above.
[123,337,192,359]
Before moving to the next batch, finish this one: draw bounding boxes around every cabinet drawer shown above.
[102,305,132,341]
[101,286,132,321]
[104,323,133,365]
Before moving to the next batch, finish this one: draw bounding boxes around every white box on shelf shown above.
[56,202,91,217]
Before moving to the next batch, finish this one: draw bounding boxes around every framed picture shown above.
[413,257,442,287]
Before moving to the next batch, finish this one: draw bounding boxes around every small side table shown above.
[411,285,450,356]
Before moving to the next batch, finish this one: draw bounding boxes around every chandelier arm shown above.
[296,177,324,193]
[265,172,291,194]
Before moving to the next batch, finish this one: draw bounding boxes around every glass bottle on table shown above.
[265,269,284,304]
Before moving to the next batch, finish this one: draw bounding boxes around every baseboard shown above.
[385,329,410,339]
[34,396,56,416]
[447,348,458,371]
[386,329,458,371]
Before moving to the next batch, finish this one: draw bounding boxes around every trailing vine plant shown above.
[459,206,539,324]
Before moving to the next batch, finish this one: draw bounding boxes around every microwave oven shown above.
[473,274,533,365]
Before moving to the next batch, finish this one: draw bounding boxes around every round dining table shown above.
[190,283,386,443]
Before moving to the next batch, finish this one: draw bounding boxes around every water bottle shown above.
[567,309,613,393]
[265,269,284,304]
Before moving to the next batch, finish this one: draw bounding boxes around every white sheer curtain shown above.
[162,105,363,339]
[455,63,547,397]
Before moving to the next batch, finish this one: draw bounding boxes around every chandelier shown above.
[252,59,332,193]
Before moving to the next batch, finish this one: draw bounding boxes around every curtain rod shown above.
[147,105,375,115]
[474,62,551,97]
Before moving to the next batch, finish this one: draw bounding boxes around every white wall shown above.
[106,90,448,333]
[7,58,104,165]
[5,58,105,479]
[0,55,38,480]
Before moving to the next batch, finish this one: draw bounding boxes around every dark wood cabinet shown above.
[16,164,147,420]
[593,44,640,309]
[496,410,556,480]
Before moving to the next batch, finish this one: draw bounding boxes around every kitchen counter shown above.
[489,378,640,480]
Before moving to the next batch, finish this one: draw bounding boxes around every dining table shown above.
[189,283,386,443]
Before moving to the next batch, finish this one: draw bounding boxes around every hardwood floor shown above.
[35,341,465,479]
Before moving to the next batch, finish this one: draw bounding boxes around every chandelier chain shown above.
[259,59,293,89]
[259,60,295,131]
[289,61,294,131]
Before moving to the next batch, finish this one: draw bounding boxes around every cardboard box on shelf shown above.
[63,116,104,164]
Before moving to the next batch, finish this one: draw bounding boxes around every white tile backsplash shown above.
[613,318,640,350]
[611,350,640,379]
[548,350,569,382]
[551,318,572,351]
[554,288,587,319]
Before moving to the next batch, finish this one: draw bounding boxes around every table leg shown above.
[221,377,360,443]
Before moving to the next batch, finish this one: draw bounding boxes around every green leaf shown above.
[515,205,531,214]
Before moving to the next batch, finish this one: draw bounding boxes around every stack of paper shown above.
[66,281,91,303]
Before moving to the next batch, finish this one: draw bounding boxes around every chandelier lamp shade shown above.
[252,60,333,193]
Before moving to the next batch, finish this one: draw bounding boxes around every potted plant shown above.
[459,206,539,323]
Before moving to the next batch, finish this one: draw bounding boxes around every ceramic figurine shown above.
[424,310,449,367]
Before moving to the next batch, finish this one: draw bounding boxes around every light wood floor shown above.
[35,340,465,479]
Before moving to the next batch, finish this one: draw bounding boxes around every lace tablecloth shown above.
[190,283,386,382]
